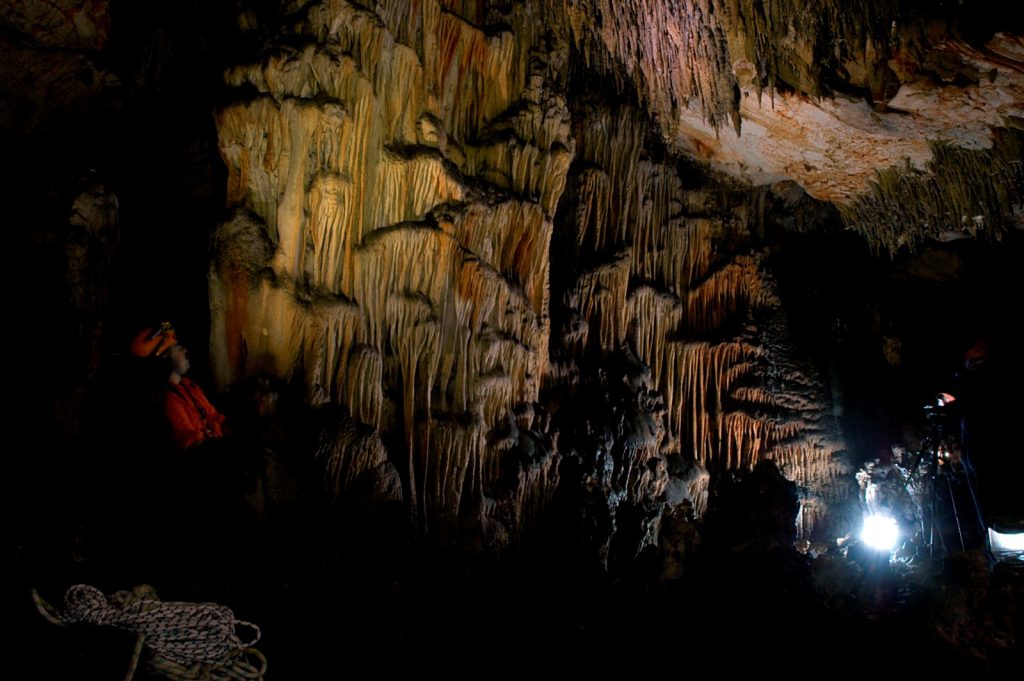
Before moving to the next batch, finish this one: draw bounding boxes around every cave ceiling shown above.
[4,2,1022,245]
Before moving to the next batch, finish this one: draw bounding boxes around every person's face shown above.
[168,344,190,376]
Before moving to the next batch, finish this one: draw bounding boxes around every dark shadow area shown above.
[11,452,1024,677]
[768,215,1024,474]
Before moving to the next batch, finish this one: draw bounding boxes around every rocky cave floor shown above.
[6,452,1024,679]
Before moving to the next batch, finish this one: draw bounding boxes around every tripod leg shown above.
[961,460,988,543]
[945,473,966,552]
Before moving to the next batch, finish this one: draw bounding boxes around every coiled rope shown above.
[33,584,265,681]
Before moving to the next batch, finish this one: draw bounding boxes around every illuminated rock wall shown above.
[211,0,850,548]
[550,100,851,545]
[212,0,568,541]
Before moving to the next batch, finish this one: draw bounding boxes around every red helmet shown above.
[965,339,989,362]
[130,322,177,358]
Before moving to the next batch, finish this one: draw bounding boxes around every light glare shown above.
[861,513,899,552]
[989,527,1024,553]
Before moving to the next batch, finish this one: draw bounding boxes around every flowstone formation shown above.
[547,96,851,557]
[210,0,851,553]
[212,0,569,542]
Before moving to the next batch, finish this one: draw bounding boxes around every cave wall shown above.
[209,0,852,553]
[5,0,1023,562]
[211,0,566,542]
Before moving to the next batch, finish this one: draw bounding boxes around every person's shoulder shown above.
[170,377,199,391]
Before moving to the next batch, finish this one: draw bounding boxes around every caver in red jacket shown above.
[165,376,227,450]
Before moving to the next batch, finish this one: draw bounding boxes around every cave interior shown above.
[4,0,1024,676]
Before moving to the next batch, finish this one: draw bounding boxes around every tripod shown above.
[907,406,987,560]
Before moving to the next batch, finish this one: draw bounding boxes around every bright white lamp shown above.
[861,513,900,552]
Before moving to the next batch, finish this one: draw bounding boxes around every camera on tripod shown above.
[923,392,956,419]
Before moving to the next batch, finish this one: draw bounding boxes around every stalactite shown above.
[309,407,403,513]
[553,82,850,546]
[628,286,683,387]
[340,344,383,429]
[688,468,711,518]
[662,341,763,466]
[769,441,852,495]
[551,0,740,130]
[561,99,791,511]
[320,414,396,498]
[566,253,631,352]
[210,0,859,546]
[218,99,286,243]
[419,417,480,527]
[452,200,553,317]
[741,294,854,538]
[330,0,528,147]
[684,254,777,334]
[838,135,1024,253]
[718,411,806,472]
[568,107,647,255]
[457,256,549,410]
[370,152,464,232]
[463,92,575,215]
[533,0,1024,225]
[209,261,372,402]
[648,217,715,296]
[306,174,352,289]
[717,0,899,97]
[302,295,368,405]
[217,0,567,289]
[295,223,548,525]
[544,0,907,145]
[212,0,572,542]
[507,440,561,540]
[621,440,669,508]
[730,386,784,408]
[547,64,859,546]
